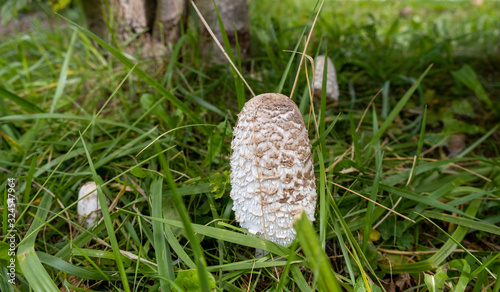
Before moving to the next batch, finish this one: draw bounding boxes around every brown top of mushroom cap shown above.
[238,93,303,125]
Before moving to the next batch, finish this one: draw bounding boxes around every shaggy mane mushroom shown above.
[230,93,317,246]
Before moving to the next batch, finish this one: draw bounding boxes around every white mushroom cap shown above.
[77,182,101,228]
[445,133,465,158]
[313,55,339,102]
[230,93,317,246]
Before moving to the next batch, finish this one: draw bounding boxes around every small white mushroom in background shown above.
[313,55,339,102]
[470,0,483,6]
[399,6,413,18]
[445,133,465,158]
[230,93,317,247]
[77,182,102,229]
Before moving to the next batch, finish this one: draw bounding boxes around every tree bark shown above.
[196,0,250,62]
[152,0,186,49]
[81,0,108,41]
[82,0,249,59]
[110,0,150,41]
[82,0,184,56]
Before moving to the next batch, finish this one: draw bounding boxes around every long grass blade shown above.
[290,0,325,99]
[80,133,131,292]
[151,178,175,292]
[17,193,59,291]
[118,209,288,256]
[163,165,211,292]
[37,252,112,281]
[50,29,77,114]
[370,64,432,145]
[422,210,500,237]
[294,212,342,292]
[363,106,382,252]
[456,124,499,158]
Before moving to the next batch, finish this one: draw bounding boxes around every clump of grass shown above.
[1,0,499,291]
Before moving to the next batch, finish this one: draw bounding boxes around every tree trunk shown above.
[82,0,185,57]
[195,0,250,62]
[82,0,249,59]
[81,0,108,41]
[111,0,152,55]
[111,0,150,41]
[152,0,186,50]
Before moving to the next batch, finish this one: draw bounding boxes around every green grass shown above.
[1,0,500,291]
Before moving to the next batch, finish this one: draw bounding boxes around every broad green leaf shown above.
[173,270,216,292]
[354,276,382,292]
[202,124,224,167]
[130,166,147,178]
[0,242,11,263]
[424,266,448,292]
[209,171,230,199]
[397,233,413,250]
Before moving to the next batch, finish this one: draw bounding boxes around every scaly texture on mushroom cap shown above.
[314,55,339,102]
[230,93,317,246]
